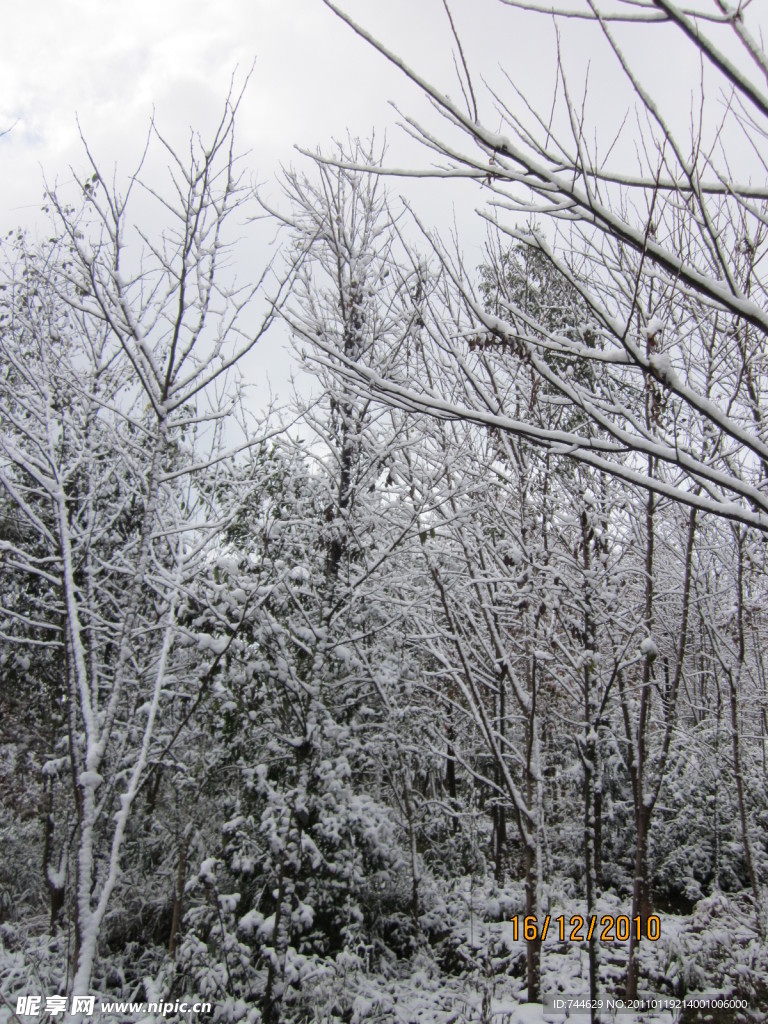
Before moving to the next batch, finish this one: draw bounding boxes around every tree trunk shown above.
[524,842,541,1004]
[625,803,651,1000]
[168,827,191,958]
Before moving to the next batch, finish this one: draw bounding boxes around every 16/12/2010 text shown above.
[508,914,660,943]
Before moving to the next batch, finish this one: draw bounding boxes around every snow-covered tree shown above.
[319,0,768,534]
[0,90,276,999]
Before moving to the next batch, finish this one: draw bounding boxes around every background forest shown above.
[2,2,768,1023]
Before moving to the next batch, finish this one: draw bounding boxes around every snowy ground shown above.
[327,889,763,1024]
[2,888,763,1024]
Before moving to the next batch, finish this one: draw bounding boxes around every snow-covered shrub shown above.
[656,891,768,1008]
[175,858,263,1023]
[652,740,752,906]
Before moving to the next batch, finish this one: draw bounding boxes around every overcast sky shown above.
[1,0,493,410]
[3,0,766,413]
[2,1,486,225]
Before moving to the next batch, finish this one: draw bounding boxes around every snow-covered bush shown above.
[655,891,768,1009]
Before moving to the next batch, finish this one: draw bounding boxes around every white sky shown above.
[1,1,511,235]
[1,0,488,412]
[2,0,766,414]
